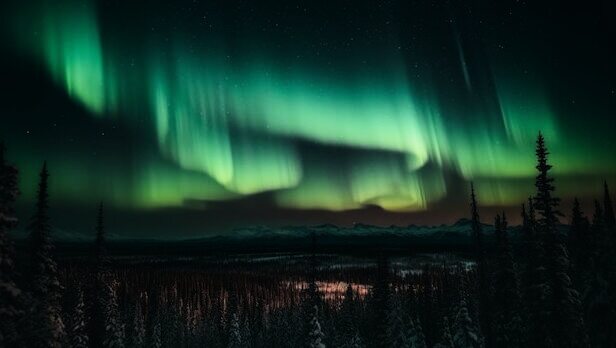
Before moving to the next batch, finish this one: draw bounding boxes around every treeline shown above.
[1,133,615,348]
[465,133,616,348]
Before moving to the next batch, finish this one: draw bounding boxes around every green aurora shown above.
[1,0,615,235]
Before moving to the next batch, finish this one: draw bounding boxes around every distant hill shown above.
[10,219,569,257]
[217,218,496,240]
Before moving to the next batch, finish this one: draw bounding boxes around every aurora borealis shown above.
[1,0,615,237]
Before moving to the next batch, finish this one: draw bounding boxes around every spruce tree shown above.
[91,203,109,348]
[150,314,162,348]
[521,203,529,238]
[103,278,125,348]
[66,289,89,348]
[492,213,524,347]
[521,197,537,239]
[302,232,324,347]
[533,133,588,347]
[0,143,24,347]
[469,183,492,346]
[598,182,616,348]
[533,133,561,233]
[386,295,407,347]
[434,317,454,348]
[240,316,251,348]
[95,202,108,274]
[130,300,146,347]
[569,198,591,271]
[27,162,66,347]
[494,214,503,245]
[583,199,612,346]
[521,191,552,346]
[348,333,364,348]
[308,305,326,348]
[591,200,604,233]
[604,182,615,229]
[337,284,361,348]
[452,299,483,348]
[249,298,266,348]
[589,200,605,262]
[407,317,427,348]
[367,254,391,348]
[227,312,242,348]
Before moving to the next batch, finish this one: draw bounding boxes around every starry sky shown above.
[1,0,615,238]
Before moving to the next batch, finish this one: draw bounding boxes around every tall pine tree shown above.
[336,284,361,348]
[367,254,391,348]
[407,317,427,348]
[604,182,615,229]
[568,198,592,276]
[452,298,483,348]
[227,312,243,348]
[302,232,324,347]
[582,198,612,346]
[385,294,407,347]
[0,142,24,346]
[308,305,326,348]
[103,278,125,348]
[599,182,616,347]
[27,162,66,347]
[95,202,108,274]
[533,133,588,347]
[492,213,524,347]
[434,317,454,348]
[91,202,109,348]
[66,289,89,348]
[469,183,492,346]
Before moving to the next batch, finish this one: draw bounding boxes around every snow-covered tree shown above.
[604,182,615,229]
[349,332,364,348]
[0,142,23,347]
[95,202,109,274]
[492,213,525,347]
[241,316,251,348]
[309,305,326,348]
[26,162,66,347]
[520,198,552,347]
[407,317,427,348]
[434,317,454,348]
[151,317,162,348]
[130,299,146,347]
[227,313,242,348]
[569,199,590,250]
[452,299,483,348]
[301,267,325,348]
[533,133,588,347]
[367,255,391,348]
[337,284,363,348]
[386,295,407,347]
[469,183,493,346]
[91,202,113,347]
[103,278,125,348]
[66,289,88,348]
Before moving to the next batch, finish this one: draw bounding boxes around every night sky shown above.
[1,0,615,238]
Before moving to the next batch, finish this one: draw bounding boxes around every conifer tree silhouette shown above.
[569,198,590,269]
[469,182,493,346]
[0,142,24,346]
[603,182,615,229]
[90,202,110,348]
[533,133,588,347]
[27,162,66,347]
[493,212,524,347]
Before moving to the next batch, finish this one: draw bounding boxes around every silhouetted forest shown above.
[1,134,616,347]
